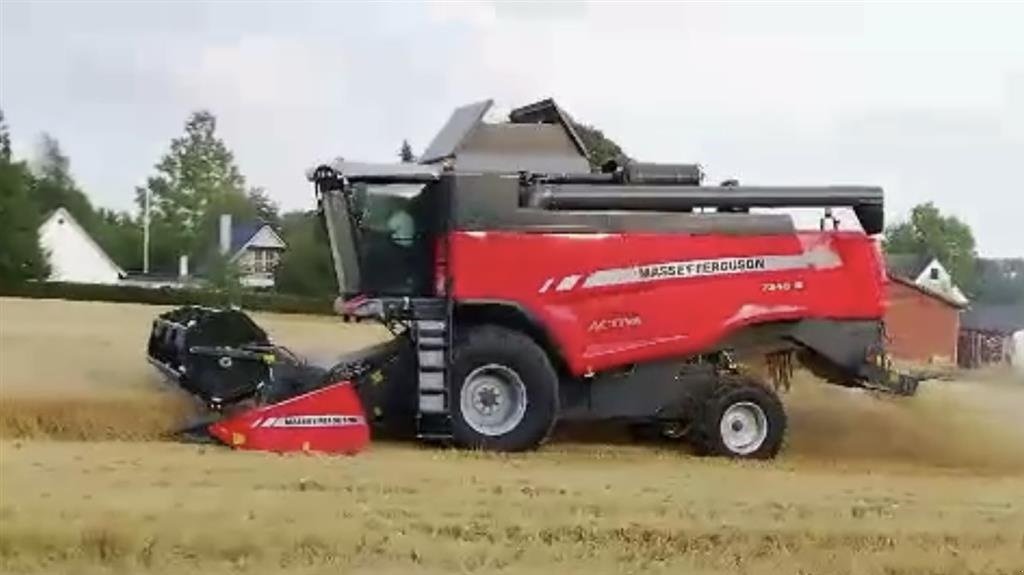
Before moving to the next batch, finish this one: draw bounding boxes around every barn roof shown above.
[889,275,967,309]
[961,304,1024,334]
[885,252,932,280]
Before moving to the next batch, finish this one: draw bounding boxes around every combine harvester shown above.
[148,99,919,459]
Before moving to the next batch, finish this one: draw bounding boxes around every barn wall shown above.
[884,281,960,364]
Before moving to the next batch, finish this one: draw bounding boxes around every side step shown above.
[414,319,452,440]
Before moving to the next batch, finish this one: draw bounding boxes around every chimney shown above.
[178,254,189,278]
[219,214,232,256]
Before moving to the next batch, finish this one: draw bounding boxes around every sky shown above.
[2,1,1021,256]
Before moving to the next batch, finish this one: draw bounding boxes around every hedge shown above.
[0,280,335,316]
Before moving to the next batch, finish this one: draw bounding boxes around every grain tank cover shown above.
[419,100,493,165]
[419,98,591,174]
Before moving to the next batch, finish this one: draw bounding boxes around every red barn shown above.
[884,254,967,365]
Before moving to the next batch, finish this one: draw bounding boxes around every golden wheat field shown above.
[1,297,1023,575]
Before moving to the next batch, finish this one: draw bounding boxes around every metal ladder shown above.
[413,319,452,439]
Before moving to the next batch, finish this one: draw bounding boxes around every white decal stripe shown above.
[581,248,840,289]
[556,274,581,291]
[258,414,366,428]
[538,278,554,293]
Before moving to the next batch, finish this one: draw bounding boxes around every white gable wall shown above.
[39,208,124,285]
[914,258,969,305]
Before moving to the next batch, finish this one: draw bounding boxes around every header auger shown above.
[148,98,920,458]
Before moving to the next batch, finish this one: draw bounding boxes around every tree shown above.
[973,258,1024,305]
[274,210,337,296]
[0,112,49,280]
[205,251,244,302]
[31,133,96,229]
[0,161,49,280]
[569,120,627,170]
[398,139,415,163]
[247,186,279,224]
[884,202,978,294]
[137,111,254,271]
[0,109,11,162]
[28,133,143,271]
[92,208,142,272]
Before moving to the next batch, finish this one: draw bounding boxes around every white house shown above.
[38,207,125,284]
[886,253,969,306]
[218,214,287,289]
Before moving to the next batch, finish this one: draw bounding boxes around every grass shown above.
[0,297,1022,574]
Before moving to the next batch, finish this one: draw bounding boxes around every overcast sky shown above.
[2,1,1021,256]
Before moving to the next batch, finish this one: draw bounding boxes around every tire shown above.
[694,376,786,460]
[450,325,559,452]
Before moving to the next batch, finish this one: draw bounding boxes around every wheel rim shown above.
[460,364,528,437]
[719,401,769,455]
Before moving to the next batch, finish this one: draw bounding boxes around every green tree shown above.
[29,133,143,271]
[399,139,416,163]
[274,210,337,296]
[0,111,49,280]
[137,111,254,271]
[569,120,627,170]
[0,109,11,162]
[247,186,279,223]
[973,258,1024,305]
[884,202,978,294]
[31,133,96,229]
[92,208,142,271]
[205,251,244,302]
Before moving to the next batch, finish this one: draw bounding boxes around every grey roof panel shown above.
[420,100,493,164]
[961,304,1024,334]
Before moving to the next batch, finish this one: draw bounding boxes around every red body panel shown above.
[208,382,370,455]
[448,231,885,375]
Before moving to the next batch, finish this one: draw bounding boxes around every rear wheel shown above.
[450,326,559,452]
[693,375,786,459]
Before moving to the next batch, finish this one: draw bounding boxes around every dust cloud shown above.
[3,369,1022,475]
[785,370,1024,472]
[0,388,199,441]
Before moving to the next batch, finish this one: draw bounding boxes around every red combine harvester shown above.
[147,99,919,459]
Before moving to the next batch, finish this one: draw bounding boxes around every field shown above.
[1,297,1022,574]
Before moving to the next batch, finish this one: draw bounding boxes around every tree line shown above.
[0,108,337,296]
[0,107,1019,305]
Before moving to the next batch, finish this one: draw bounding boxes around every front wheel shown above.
[450,326,559,452]
[694,376,787,459]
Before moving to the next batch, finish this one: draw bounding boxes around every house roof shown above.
[961,303,1024,334]
[40,207,126,278]
[230,222,266,254]
[885,252,932,280]
[227,221,284,253]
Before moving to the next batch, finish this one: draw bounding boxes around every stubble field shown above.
[1,297,1022,574]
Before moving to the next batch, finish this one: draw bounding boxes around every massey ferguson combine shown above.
[148,98,919,459]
